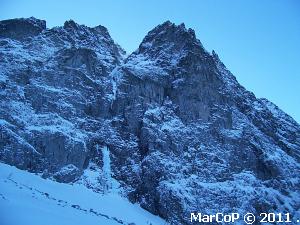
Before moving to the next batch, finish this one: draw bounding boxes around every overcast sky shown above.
[1,0,299,123]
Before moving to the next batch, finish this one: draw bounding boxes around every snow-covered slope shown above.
[0,162,167,225]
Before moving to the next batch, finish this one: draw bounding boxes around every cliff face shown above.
[1,18,299,224]
[0,17,124,172]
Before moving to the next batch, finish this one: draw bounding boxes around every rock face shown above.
[0,18,299,224]
[0,17,46,40]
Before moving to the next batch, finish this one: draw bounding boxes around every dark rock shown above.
[53,164,82,183]
[0,17,46,40]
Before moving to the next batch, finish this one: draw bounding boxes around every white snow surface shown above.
[0,163,167,225]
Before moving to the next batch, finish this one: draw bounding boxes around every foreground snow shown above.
[0,163,167,225]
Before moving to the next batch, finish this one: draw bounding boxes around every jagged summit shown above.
[62,19,113,39]
[0,17,46,40]
[63,20,125,62]
[144,20,197,42]
[123,21,210,82]
[63,19,79,29]
[136,20,204,57]
[93,24,111,37]
[0,16,46,29]
[63,19,110,38]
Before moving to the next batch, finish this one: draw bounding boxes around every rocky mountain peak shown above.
[63,19,79,30]
[92,25,110,38]
[0,17,46,40]
[124,21,208,81]
[59,19,125,66]
[137,21,203,56]
[63,20,111,40]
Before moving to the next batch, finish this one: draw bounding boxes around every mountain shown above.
[0,17,299,225]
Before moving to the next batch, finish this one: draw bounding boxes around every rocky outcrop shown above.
[0,17,124,175]
[0,18,299,225]
[0,17,46,40]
